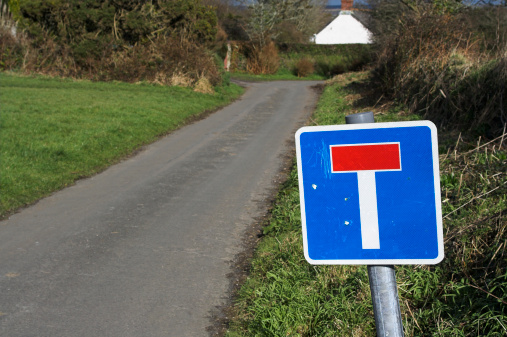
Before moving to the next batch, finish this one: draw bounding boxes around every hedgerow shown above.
[369,3,507,137]
[1,0,222,86]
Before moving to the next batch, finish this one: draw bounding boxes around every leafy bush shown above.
[0,26,24,70]
[99,37,221,86]
[17,0,217,47]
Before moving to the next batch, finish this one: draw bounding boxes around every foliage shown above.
[226,73,507,336]
[101,36,222,86]
[243,0,279,47]
[0,25,23,69]
[0,0,222,87]
[17,0,217,47]
[396,133,507,336]
[203,0,249,41]
[245,41,280,75]
[6,0,21,21]
[1,0,11,19]
[280,44,372,78]
[229,42,371,79]
[229,69,324,81]
[243,0,328,46]
[0,73,244,218]
[369,2,507,137]
[294,58,313,77]
[468,6,507,54]
[365,0,463,40]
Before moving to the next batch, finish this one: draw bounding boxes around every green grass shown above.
[230,54,368,82]
[0,73,244,217]
[231,69,325,82]
[230,44,371,82]
[226,73,507,336]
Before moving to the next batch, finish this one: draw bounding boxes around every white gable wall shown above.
[314,12,372,45]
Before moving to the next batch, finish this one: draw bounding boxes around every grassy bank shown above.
[0,73,244,218]
[225,73,506,336]
[231,70,325,82]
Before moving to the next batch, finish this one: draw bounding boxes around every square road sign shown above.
[295,121,444,265]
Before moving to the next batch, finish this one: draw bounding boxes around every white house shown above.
[312,0,372,45]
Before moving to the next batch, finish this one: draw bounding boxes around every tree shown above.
[243,0,327,46]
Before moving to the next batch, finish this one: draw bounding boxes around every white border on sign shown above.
[295,120,444,265]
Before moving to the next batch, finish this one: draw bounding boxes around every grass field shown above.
[225,73,506,336]
[0,73,244,218]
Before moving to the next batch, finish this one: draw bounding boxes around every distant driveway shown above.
[0,80,321,337]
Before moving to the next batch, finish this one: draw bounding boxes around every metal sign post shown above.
[295,112,444,336]
[346,112,404,337]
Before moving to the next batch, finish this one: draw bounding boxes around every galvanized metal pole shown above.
[346,111,405,337]
[367,265,404,336]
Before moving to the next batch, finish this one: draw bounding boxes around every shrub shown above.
[101,37,222,86]
[280,43,372,77]
[17,0,217,48]
[228,42,372,78]
[0,26,25,70]
[193,76,214,94]
[246,41,279,75]
[0,0,223,88]
[2,32,221,88]
[294,58,314,77]
[371,8,507,137]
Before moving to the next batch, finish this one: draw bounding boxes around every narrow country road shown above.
[0,81,321,337]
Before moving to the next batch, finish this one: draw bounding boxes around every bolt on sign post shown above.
[295,112,444,337]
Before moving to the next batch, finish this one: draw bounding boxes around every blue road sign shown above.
[295,121,444,265]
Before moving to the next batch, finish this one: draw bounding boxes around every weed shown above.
[246,41,280,75]
[226,73,507,336]
[371,9,507,138]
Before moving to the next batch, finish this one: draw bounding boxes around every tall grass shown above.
[225,73,506,336]
[398,132,506,335]
[246,41,280,75]
[372,8,507,138]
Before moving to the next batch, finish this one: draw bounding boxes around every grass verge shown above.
[225,72,506,336]
[231,70,325,82]
[0,73,244,218]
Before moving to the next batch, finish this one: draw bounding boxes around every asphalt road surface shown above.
[0,80,321,337]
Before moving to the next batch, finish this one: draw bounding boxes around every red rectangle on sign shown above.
[331,143,401,172]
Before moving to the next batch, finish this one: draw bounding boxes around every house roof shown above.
[314,11,372,44]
